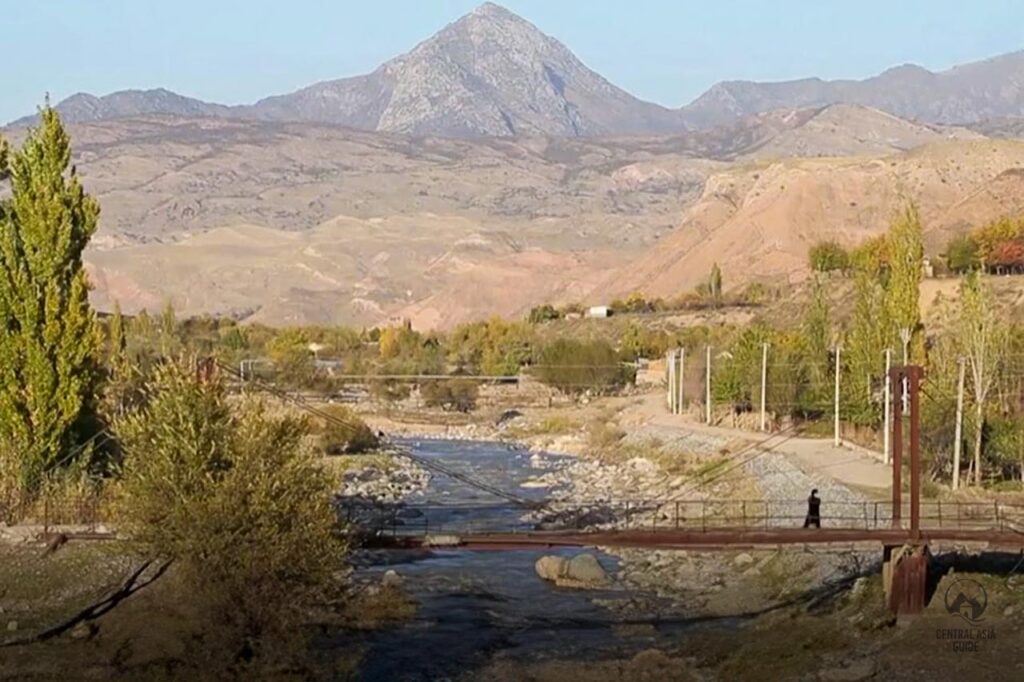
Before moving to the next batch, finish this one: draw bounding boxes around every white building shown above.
[587,305,611,318]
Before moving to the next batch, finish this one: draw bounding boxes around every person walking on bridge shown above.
[803,489,821,528]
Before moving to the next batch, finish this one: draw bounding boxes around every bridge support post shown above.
[883,543,930,617]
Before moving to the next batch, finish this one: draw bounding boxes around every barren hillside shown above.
[598,139,1024,302]
[5,107,1020,329]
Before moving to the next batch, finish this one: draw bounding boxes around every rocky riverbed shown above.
[337,450,432,503]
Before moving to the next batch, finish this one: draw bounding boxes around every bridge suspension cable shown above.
[214,360,536,508]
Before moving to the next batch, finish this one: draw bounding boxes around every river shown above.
[340,439,697,681]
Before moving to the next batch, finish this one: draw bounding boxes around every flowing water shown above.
[341,439,693,681]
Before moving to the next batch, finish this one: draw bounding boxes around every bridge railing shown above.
[339,498,1024,538]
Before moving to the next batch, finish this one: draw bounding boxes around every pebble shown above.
[6,620,17,632]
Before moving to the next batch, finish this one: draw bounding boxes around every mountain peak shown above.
[245,2,682,137]
[469,2,517,19]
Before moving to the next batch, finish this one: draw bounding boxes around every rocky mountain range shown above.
[12,3,1024,136]
[681,51,1024,129]
[6,102,1007,329]
[4,3,1024,329]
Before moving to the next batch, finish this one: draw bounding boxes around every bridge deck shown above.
[348,498,1024,551]
[384,527,1024,550]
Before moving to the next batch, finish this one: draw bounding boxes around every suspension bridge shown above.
[213,359,1024,616]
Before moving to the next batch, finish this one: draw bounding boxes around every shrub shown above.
[533,339,632,395]
[315,404,379,454]
[370,379,412,404]
[421,378,480,412]
[527,304,561,323]
[114,361,345,646]
[808,240,850,273]
[610,291,659,314]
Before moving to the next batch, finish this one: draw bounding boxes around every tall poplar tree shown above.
[886,203,925,362]
[0,107,101,491]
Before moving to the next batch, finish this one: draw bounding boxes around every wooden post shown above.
[952,357,966,492]
[891,367,903,529]
[908,366,922,539]
[705,345,712,425]
[760,342,768,432]
[883,348,891,465]
[834,346,841,447]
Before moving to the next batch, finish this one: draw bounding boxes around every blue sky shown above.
[3,0,1023,123]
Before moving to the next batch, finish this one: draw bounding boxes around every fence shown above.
[0,490,109,533]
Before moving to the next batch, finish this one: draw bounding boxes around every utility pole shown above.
[834,345,841,447]
[666,349,674,412]
[883,349,891,465]
[760,342,769,432]
[705,345,712,425]
[953,357,966,492]
[900,327,911,414]
[677,348,685,415]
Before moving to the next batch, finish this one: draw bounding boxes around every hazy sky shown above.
[4,0,1023,123]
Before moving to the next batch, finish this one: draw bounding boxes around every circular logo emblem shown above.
[944,578,987,624]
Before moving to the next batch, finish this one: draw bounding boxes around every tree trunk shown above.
[973,400,984,487]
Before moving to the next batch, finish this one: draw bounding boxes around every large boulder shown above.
[535,555,568,582]
[535,553,611,588]
[565,554,611,587]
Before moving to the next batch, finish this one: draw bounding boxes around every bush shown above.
[586,420,626,451]
[370,379,412,404]
[421,378,480,412]
[533,339,633,395]
[610,291,660,314]
[114,361,345,646]
[808,241,850,273]
[315,404,379,454]
[527,304,561,323]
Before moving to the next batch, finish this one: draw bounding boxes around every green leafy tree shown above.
[446,318,532,376]
[267,328,314,387]
[695,263,724,306]
[972,216,1024,265]
[958,271,1009,486]
[712,326,770,407]
[944,235,980,274]
[159,299,179,355]
[102,300,141,419]
[887,203,925,362]
[533,339,632,396]
[843,266,890,426]
[421,378,480,413]
[0,107,102,490]
[801,275,832,409]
